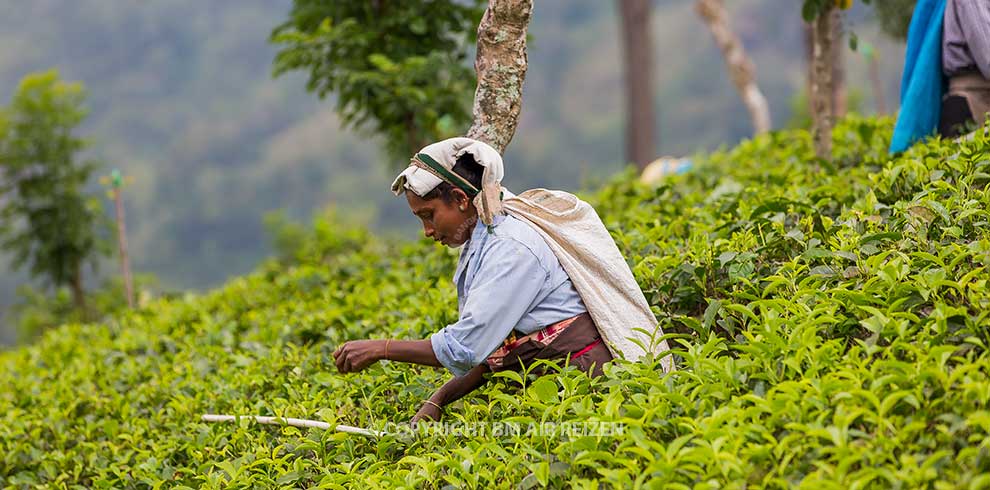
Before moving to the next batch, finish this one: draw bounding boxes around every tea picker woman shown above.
[332,137,673,424]
[890,0,990,152]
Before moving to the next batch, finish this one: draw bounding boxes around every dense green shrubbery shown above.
[3,117,990,488]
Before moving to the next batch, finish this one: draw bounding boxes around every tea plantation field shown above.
[3,117,990,488]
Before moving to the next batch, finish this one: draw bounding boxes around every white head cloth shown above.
[390,137,505,226]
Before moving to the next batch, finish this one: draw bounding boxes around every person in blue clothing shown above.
[891,0,990,152]
[331,138,614,424]
[939,0,990,137]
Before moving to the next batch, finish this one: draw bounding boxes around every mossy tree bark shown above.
[810,6,838,159]
[465,0,534,155]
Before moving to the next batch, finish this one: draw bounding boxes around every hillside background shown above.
[0,0,906,344]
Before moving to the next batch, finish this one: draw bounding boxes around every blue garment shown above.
[430,214,587,376]
[890,0,948,153]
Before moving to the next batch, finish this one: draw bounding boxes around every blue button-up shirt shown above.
[430,214,587,376]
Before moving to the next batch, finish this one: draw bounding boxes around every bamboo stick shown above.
[110,169,134,308]
[201,414,384,438]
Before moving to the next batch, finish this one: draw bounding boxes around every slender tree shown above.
[803,0,853,159]
[811,8,837,158]
[106,169,134,308]
[0,70,109,311]
[617,0,657,170]
[696,0,772,135]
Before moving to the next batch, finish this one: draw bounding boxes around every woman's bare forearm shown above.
[411,361,491,424]
[431,364,490,406]
[383,339,443,367]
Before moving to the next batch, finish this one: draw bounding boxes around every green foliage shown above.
[271,1,485,162]
[802,0,914,41]
[801,0,844,22]
[4,116,990,487]
[0,70,110,299]
[263,207,373,266]
[11,274,159,343]
[869,0,915,41]
[0,2,911,337]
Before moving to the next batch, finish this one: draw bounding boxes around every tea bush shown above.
[3,116,990,488]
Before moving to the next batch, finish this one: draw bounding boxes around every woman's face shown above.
[406,190,477,247]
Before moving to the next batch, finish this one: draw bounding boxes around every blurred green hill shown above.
[0,0,906,344]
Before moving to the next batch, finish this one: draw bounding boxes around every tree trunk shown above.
[70,263,86,313]
[810,6,836,159]
[695,0,771,135]
[617,0,657,170]
[465,0,534,155]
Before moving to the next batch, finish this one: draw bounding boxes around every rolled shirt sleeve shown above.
[430,237,549,376]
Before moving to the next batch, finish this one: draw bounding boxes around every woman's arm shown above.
[411,364,490,424]
[430,239,548,376]
[333,338,442,373]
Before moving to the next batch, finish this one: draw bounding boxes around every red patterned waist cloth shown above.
[484,312,606,372]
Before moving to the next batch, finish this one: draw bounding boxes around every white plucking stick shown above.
[201,414,384,438]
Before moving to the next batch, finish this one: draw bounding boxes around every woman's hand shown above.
[410,401,442,427]
[332,339,385,373]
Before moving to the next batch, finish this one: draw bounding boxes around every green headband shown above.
[413,153,480,198]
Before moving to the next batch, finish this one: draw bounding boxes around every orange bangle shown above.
[424,400,443,411]
[383,339,391,360]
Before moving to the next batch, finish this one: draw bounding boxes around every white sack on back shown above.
[503,188,675,373]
